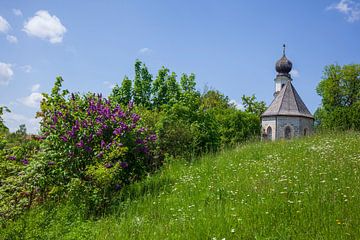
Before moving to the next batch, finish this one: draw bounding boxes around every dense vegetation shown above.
[315,64,360,130]
[1,61,359,239]
[1,132,360,239]
[0,61,263,226]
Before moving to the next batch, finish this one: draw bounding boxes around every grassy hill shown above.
[2,132,360,239]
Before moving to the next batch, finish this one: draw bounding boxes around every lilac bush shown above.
[38,77,162,209]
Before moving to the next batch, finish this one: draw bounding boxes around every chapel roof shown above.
[261,80,314,119]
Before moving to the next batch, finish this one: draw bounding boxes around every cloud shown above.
[18,92,43,108]
[20,65,32,73]
[229,99,243,110]
[138,47,153,55]
[290,69,300,78]
[6,35,18,43]
[3,112,40,134]
[23,10,67,43]
[0,16,11,33]
[0,62,14,85]
[13,9,23,16]
[31,84,40,92]
[327,0,360,22]
[103,81,115,89]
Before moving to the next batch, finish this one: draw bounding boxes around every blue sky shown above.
[1,0,359,133]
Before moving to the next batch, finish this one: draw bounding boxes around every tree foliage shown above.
[315,64,360,130]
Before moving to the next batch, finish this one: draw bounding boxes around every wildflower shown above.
[8,155,16,161]
[48,161,55,166]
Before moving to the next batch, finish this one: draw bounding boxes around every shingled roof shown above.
[261,80,314,119]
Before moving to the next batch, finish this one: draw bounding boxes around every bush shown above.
[33,77,163,214]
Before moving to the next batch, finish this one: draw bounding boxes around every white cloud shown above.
[138,47,153,54]
[18,92,43,108]
[23,10,67,43]
[229,99,243,110]
[20,65,32,73]
[290,69,300,78]
[31,84,40,92]
[0,16,11,33]
[6,35,18,43]
[3,112,40,134]
[103,81,115,89]
[13,9,23,17]
[0,62,14,85]
[327,0,360,22]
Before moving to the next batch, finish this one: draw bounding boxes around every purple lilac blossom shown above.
[76,140,84,148]
[60,136,68,142]
[105,163,113,168]
[120,162,128,168]
[21,159,29,165]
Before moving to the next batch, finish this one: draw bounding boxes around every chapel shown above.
[261,45,314,140]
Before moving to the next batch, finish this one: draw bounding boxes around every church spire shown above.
[282,44,286,56]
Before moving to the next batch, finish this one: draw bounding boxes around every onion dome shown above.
[275,44,292,76]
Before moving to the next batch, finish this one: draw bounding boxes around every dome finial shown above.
[275,44,292,76]
[283,44,286,56]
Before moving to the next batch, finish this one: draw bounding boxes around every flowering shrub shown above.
[37,77,162,211]
[0,134,41,223]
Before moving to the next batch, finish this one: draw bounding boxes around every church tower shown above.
[261,45,314,140]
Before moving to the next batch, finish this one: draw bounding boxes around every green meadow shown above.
[2,131,360,239]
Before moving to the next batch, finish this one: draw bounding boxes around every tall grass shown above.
[2,132,360,239]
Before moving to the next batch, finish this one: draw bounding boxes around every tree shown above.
[110,76,132,106]
[315,64,360,130]
[152,67,169,108]
[133,60,143,106]
[241,94,267,116]
[0,106,10,133]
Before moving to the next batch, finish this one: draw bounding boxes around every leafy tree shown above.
[110,76,132,106]
[133,60,143,106]
[140,63,153,108]
[152,67,169,108]
[315,64,360,130]
[15,124,27,136]
[241,94,267,116]
[165,72,181,104]
[0,106,10,134]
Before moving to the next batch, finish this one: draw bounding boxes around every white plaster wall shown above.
[276,116,300,139]
[261,116,276,141]
[262,116,314,141]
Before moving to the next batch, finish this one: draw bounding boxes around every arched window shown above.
[281,83,285,89]
[303,128,308,136]
[267,126,272,140]
[284,126,291,139]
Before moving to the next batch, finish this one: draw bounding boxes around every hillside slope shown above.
[2,132,360,239]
